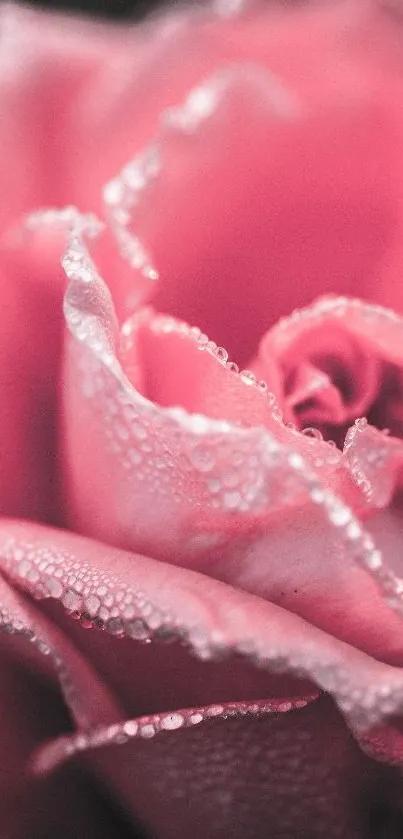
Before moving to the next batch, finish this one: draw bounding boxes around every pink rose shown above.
[3,1,403,836]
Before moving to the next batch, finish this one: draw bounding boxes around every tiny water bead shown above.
[34,696,315,776]
[57,208,358,527]
[0,597,99,730]
[355,417,368,431]
[188,443,217,473]
[61,588,82,612]
[215,346,229,364]
[37,209,403,612]
[270,296,403,453]
[239,370,256,386]
[5,520,403,738]
[160,712,185,730]
[149,313,284,418]
[301,427,324,441]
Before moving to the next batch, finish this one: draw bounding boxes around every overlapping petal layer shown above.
[44,213,402,665]
[0,235,66,522]
[2,520,403,736]
[1,522,403,837]
[257,295,403,444]
[39,698,402,839]
[0,564,131,837]
[2,2,403,837]
[94,0,403,359]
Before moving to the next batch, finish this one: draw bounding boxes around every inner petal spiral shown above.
[254,296,403,449]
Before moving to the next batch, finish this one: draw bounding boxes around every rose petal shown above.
[0,569,121,729]
[343,419,403,509]
[105,55,399,365]
[3,523,403,835]
[3,520,403,741]
[34,699,399,839]
[53,217,403,661]
[64,0,403,351]
[0,0,131,523]
[0,233,66,521]
[259,295,403,442]
[0,568,135,837]
[34,695,317,775]
[0,2,124,226]
[0,643,136,839]
[0,521,316,717]
[121,306,281,427]
[259,315,382,435]
[43,697,403,839]
[58,216,346,552]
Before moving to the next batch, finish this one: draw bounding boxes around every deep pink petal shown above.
[58,215,341,553]
[121,306,282,426]
[0,2,123,226]
[53,219,403,662]
[0,646,134,839]
[0,570,130,837]
[2,522,403,836]
[0,571,121,729]
[61,0,403,348]
[3,520,403,740]
[104,54,400,363]
[0,239,64,521]
[37,697,403,839]
[0,1,133,521]
[258,295,403,443]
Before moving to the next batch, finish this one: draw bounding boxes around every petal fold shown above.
[2,520,403,742]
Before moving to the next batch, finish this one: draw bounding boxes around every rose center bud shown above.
[252,298,403,449]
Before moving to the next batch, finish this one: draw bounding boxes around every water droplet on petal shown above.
[18,559,32,578]
[106,618,124,636]
[46,578,63,598]
[207,704,224,717]
[239,369,256,385]
[271,405,283,422]
[140,724,156,738]
[132,424,147,441]
[302,427,323,441]
[189,444,216,473]
[127,619,150,640]
[214,347,228,363]
[84,595,101,617]
[223,469,239,488]
[161,713,184,731]
[207,477,221,494]
[328,505,351,527]
[129,449,143,465]
[223,490,241,510]
[62,589,82,611]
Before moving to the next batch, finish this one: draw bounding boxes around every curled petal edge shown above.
[0,570,121,731]
[3,521,403,769]
[33,694,318,776]
[26,206,403,641]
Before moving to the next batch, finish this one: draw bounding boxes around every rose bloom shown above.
[3,0,403,836]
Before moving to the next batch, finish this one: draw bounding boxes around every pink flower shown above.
[3,0,403,836]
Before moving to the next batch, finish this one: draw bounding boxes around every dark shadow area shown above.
[20,0,177,20]
[369,803,403,839]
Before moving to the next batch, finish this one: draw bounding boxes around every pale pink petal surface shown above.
[0,520,403,837]
[2,1,403,837]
